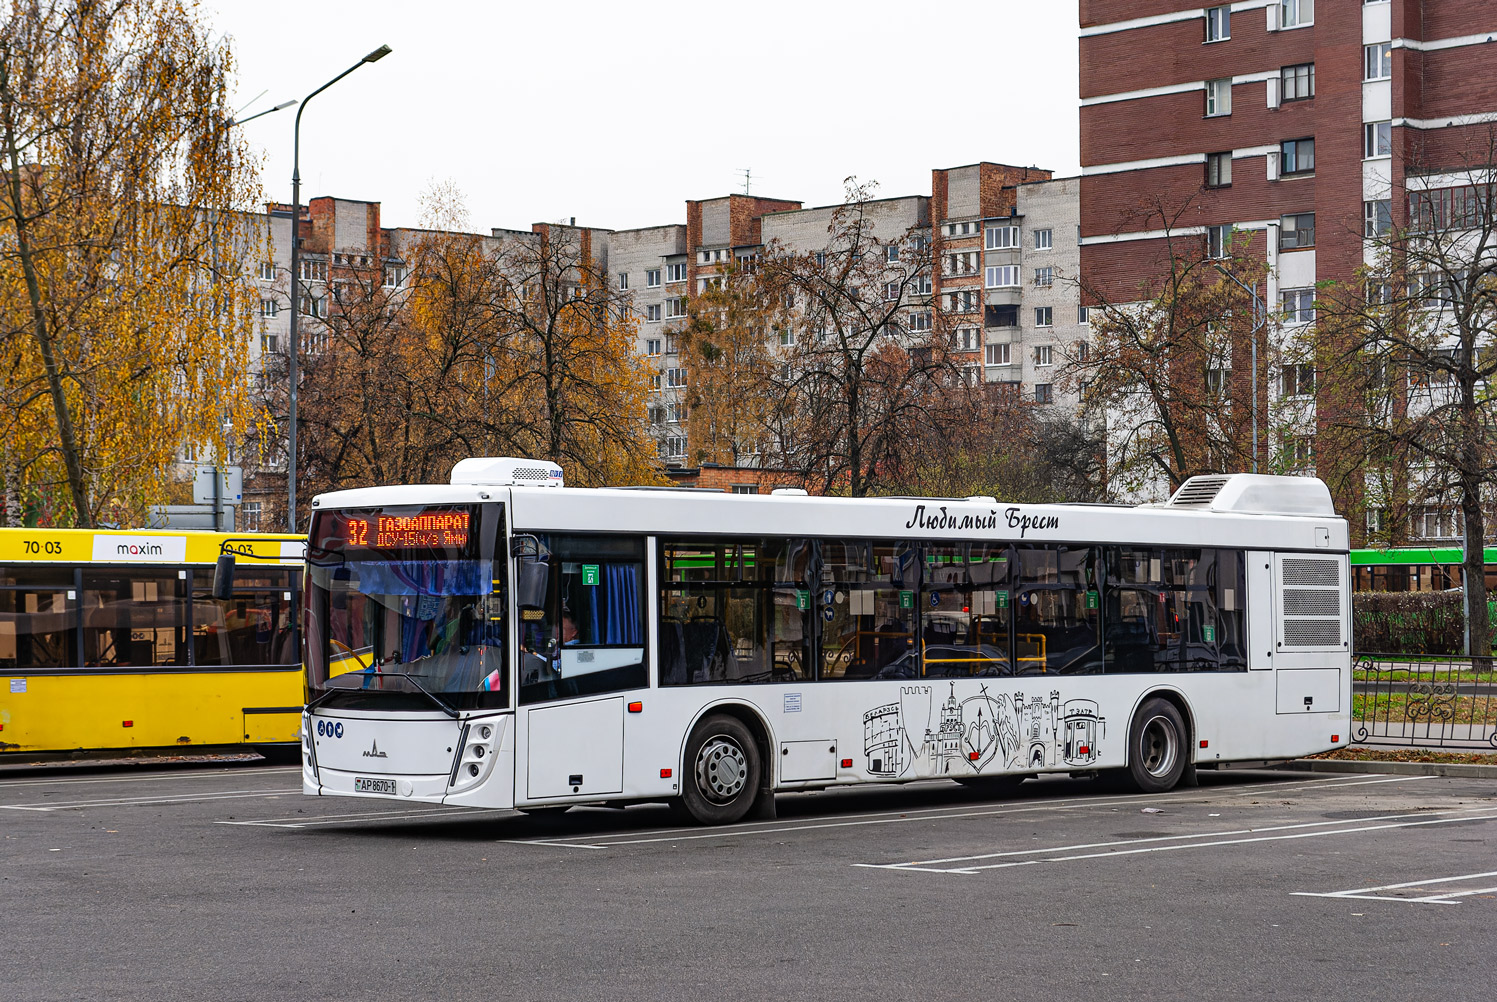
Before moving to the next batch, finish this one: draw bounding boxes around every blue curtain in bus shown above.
[605,564,640,645]
[349,560,491,597]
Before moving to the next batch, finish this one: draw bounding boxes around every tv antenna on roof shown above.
[738,168,752,195]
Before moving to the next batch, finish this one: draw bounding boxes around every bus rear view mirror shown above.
[515,559,548,610]
[212,553,236,600]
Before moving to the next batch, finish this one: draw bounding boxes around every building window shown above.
[665,296,688,319]
[645,303,662,323]
[1280,138,1315,175]
[1280,212,1315,250]
[662,435,688,461]
[1205,5,1230,41]
[258,261,275,282]
[946,251,979,276]
[1364,42,1392,81]
[1034,267,1054,287]
[985,225,1020,250]
[944,221,978,237]
[1035,344,1054,366]
[952,327,979,352]
[1205,78,1232,117]
[1078,305,1090,325]
[1034,383,1054,404]
[665,263,686,283]
[1206,152,1232,188]
[909,311,932,332]
[1280,0,1313,28]
[985,343,1011,366]
[617,272,629,290]
[1413,508,1460,540]
[298,259,327,283]
[915,275,932,296]
[946,290,978,313]
[241,501,261,531]
[885,244,900,263]
[985,265,1020,288]
[1364,199,1392,238]
[779,328,796,347]
[646,338,662,356]
[1364,121,1392,159]
[259,298,278,317]
[645,269,661,288]
[665,367,687,388]
[1282,433,1314,468]
[1206,224,1234,259]
[1033,228,1052,250]
[1281,62,1315,101]
[665,402,686,424]
[259,333,277,354]
[1280,362,1315,397]
[300,295,327,319]
[1034,307,1053,329]
[884,281,901,301]
[665,333,679,354]
[1281,288,1315,323]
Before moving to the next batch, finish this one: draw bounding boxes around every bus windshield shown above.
[305,503,508,710]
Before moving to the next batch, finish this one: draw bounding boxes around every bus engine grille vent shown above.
[1279,556,1343,650]
[1168,475,1233,506]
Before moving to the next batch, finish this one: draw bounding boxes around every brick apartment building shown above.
[1078,0,1497,527]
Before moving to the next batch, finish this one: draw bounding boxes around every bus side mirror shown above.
[212,553,236,600]
[515,559,548,610]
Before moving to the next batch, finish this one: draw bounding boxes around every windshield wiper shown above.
[307,669,460,718]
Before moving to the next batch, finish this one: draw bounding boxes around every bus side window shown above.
[82,569,188,668]
[1014,546,1101,675]
[919,543,1011,679]
[0,567,78,669]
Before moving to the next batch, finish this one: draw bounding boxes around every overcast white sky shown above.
[207,0,1081,234]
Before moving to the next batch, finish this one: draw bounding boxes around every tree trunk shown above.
[0,52,92,526]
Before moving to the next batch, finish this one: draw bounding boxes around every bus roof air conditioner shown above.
[1168,473,1334,516]
[450,457,565,488]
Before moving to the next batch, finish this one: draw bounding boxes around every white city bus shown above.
[295,458,1351,825]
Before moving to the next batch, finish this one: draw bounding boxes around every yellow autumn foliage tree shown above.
[0,0,259,526]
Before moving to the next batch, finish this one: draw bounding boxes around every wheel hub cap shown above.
[697,737,748,803]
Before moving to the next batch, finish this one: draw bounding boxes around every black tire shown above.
[1126,697,1187,794]
[680,714,762,825]
[954,773,1028,796]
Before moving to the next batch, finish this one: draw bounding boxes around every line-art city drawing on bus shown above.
[862,683,1105,779]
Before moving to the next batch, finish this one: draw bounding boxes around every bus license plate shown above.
[355,777,397,795]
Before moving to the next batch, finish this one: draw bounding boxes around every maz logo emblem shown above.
[362,740,388,759]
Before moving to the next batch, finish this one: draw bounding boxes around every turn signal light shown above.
[628,702,643,713]
[660,768,672,779]
[841,758,852,768]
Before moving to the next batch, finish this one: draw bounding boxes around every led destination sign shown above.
[324,507,473,553]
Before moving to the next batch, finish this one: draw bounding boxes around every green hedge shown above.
[1353,591,1468,655]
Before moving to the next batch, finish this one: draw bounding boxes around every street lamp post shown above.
[286,44,391,532]
[1213,262,1266,475]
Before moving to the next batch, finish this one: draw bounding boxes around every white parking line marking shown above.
[860,810,1497,875]
[0,789,295,812]
[1293,869,1497,906]
[217,807,512,828]
[0,767,299,791]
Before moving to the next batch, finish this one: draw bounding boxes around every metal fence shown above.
[1352,652,1497,750]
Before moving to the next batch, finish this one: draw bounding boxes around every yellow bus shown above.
[0,527,305,759]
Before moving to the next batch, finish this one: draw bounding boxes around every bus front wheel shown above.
[680,714,762,825]
[1126,697,1187,794]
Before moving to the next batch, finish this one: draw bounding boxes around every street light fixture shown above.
[1212,261,1266,475]
[286,44,392,532]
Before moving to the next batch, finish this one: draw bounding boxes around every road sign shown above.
[192,465,243,505]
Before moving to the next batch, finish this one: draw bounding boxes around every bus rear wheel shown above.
[680,714,761,826]
[1126,697,1187,794]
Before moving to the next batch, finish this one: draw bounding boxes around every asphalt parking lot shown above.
[2,763,1493,1002]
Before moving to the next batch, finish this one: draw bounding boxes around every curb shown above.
[1278,758,1497,779]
